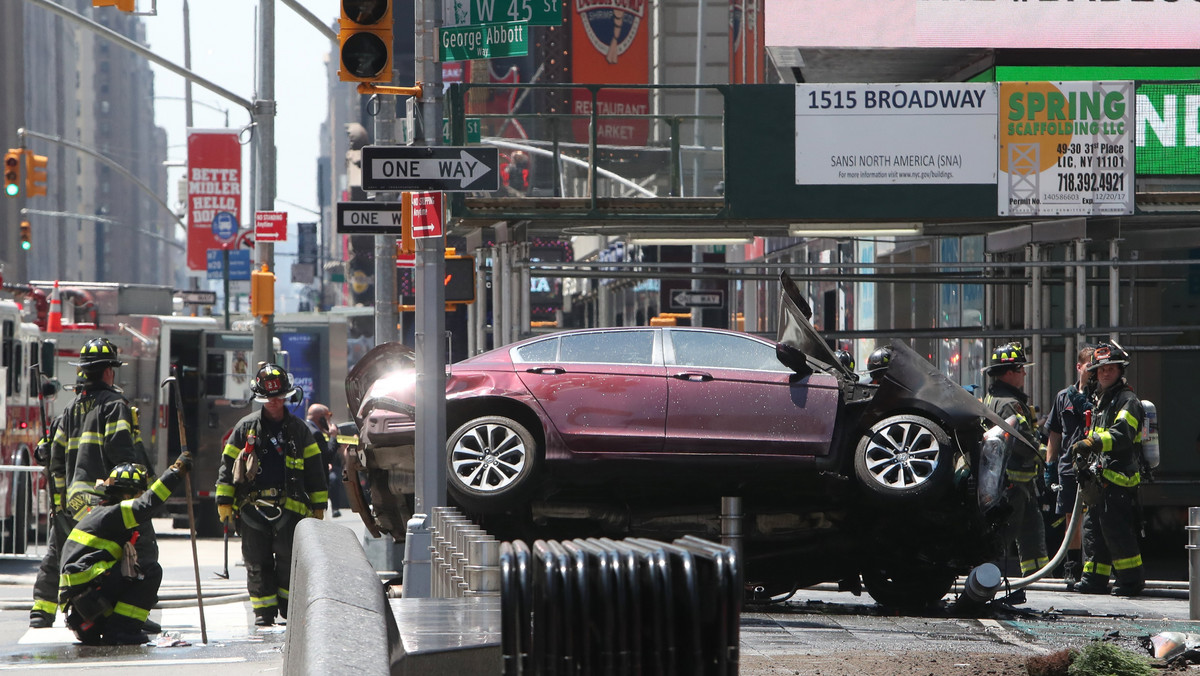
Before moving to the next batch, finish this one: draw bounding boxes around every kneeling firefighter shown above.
[215,363,328,626]
[59,458,190,645]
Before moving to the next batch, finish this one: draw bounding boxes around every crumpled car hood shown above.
[775,271,1030,446]
[346,341,417,428]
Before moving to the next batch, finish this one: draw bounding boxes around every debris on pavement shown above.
[152,632,191,647]
[1142,631,1200,665]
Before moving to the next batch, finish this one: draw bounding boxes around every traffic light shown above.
[4,149,21,197]
[338,0,393,83]
[19,221,31,251]
[250,264,276,318]
[24,150,47,198]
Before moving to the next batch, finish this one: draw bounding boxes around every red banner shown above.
[571,0,650,145]
[186,130,242,271]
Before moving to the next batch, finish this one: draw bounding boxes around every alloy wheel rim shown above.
[863,421,940,489]
[451,423,527,492]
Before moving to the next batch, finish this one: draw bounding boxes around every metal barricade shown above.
[501,536,741,676]
[0,464,52,561]
[428,507,501,598]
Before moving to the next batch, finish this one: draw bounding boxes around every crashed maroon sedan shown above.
[346,272,1024,606]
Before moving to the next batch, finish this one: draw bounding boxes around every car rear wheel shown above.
[854,414,953,503]
[861,564,956,608]
[446,415,538,512]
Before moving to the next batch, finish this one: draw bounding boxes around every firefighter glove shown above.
[171,454,192,474]
[217,503,235,525]
[312,508,325,520]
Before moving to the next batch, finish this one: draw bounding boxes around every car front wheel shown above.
[853,413,953,503]
[446,415,538,512]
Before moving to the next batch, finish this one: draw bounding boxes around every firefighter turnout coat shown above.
[58,466,185,628]
[215,410,328,516]
[57,383,153,520]
[985,379,1049,575]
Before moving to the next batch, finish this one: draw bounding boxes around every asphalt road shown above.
[1,513,1197,674]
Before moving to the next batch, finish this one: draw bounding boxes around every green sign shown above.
[438,22,529,62]
[442,117,482,144]
[445,0,563,27]
[1136,83,1200,175]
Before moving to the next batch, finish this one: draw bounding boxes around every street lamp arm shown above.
[25,0,254,112]
[19,128,187,235]
[20,208,185,251]
[279,0,338,42]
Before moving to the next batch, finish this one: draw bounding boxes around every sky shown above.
[142,0,335,309]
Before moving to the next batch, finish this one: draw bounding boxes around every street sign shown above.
[255,211,287,242]
[234,230,255,249]
[411,192,443,238]
[438,22,529,62]
[442,117,482,144]
[176,290,217,305]
[396,253,416,268]
[207,249,252,281]
[211,211,238,243]
[336,201,406,234]
[670,289,725,309]
[362,146,499,192]
[444,0,563,27]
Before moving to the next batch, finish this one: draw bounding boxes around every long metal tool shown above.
[161,373,208,644]
[215,524,230,579]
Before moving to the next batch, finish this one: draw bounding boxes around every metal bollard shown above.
[1188,507,1200,620]
[720,496,743,571]
[402,513,433,598]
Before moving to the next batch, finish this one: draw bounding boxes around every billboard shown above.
[795,83,997,186]
[186,130,242,272]
[1136,83,1200,176]
[998,81,1134,217]
[570,0,650,145]
[765,0,1200,50]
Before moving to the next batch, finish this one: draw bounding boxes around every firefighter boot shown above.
[254,610,276,627]
[29,610,54,629]
[1074,574,1110,595]
[1112,569,1146,597]
[141,618,161,634]
[102,616,150,645]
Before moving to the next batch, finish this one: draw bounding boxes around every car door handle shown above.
[672,371,713,382]
[526,366,565,375]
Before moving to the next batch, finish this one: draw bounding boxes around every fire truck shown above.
[1,281,351,539]
[0,296,51,553]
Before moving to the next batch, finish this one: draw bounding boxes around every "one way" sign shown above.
[362,146,499,192]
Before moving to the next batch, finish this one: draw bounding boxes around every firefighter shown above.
[983,342,1049,577]
[866,346,892,385]
[59,458,189,645]
[32,338,157,630]
[28,415,64,628]
[1043,345,1095,588]
[1072,342,1146,596]
[834,349,855,371]
[216,363,328,626]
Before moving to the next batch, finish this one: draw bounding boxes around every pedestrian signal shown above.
[338,0,393,83]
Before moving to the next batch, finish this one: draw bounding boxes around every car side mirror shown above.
[776,343,813,379]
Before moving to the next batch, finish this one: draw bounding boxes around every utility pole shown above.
[373,97,398,344]
[253,0,277,366]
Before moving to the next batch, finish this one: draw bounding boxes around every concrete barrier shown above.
[285,518,394,676]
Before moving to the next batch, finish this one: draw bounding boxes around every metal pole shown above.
[1109,239,1120,343]
[405,0,446,599]
[720,496,743,576]
[1188,506,1200,620]
[252,0,277,366]
[1030,243,1042,405]
[1075,239,1087,349]
[373,96,398,345]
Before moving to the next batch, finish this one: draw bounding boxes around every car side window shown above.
[560,331,654,365]
[514,337,559,363]
[670,331,790,371]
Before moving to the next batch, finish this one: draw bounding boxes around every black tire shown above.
[5,471,30,554]
[446,415,539,512]
[853,414,954,503]
[861,565,956,608]
[193,501,224,539]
